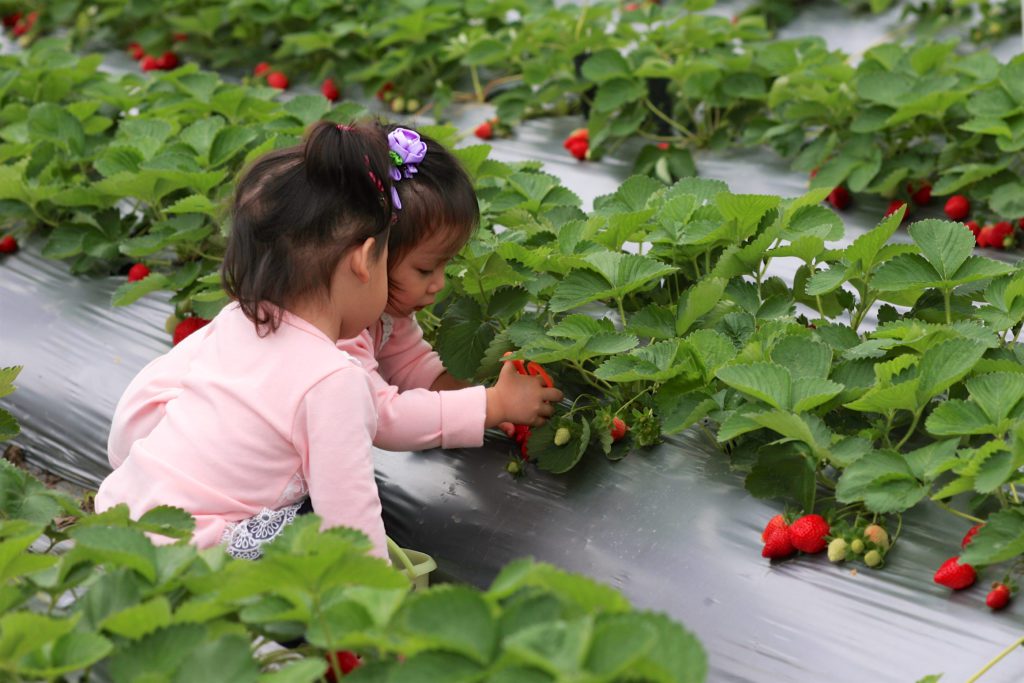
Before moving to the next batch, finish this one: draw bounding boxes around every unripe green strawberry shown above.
[553,427,571,447]
[827,538,848,563]
[850,538,865,554]
[406,98,421,112]
[864,550,882,568]
[863,524,890,550]
[165,313,181,334]
[390,96,406,113]
[506,460,522,476]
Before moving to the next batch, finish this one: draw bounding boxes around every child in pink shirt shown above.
[100,123,561,559]
[107,125,561,468]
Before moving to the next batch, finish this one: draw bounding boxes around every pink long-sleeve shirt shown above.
[107,313,486,469]
[96,304,387,556]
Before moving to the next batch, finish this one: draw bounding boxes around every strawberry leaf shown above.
[962,508,1024,566]
[398,586,497,665]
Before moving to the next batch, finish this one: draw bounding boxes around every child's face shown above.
[386,229,459,318]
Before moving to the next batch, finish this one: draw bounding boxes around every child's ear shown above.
[349,237,378,283]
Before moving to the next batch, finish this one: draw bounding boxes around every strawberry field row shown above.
[0,458,706,681]
[3,33,1024,598]
[3,1,1024,231]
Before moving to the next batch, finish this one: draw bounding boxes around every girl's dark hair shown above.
[381,123,479,276]
[222,120,395,334]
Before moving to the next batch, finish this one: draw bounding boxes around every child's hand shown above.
[486,361,564,428]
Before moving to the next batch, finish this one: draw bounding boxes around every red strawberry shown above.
[140,55,160,72]
[944,194,970,221]
[624,2,641,10]
[325,650,361,681]
[788,514,830,553]
[12,11,36,37]
[978,221,1014,249]
[155,51,179,70]
[610,417,628,441]
[761,514,787,542]
[376,81,394,101]
[986,583,1011,610]
[127,263,150,282]
[172,316,210,346]
[172,32,188,42]
[0,235,18,254]
[321,78,340,102]
[253,61,271,77]
[762,526,796,559]
[656,142,669,150]
[827,186,850,210]
[808,167,819,180]
[266,71,289,90]
[909,181,932,205]
[885,199,907,220]
[563,129,589,161]
[474,120,493,140]
[128,42,145,60]
[964,220,981,240]
[961,524,983,548]
[2,13,21,29]
[933,557,977,590]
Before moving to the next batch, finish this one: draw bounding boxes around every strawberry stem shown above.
[934,500,985,525]
[966,635,1024,683]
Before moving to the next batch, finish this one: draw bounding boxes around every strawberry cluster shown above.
[826,522,891,568]
[252,63,289,90]
[761,513,830,559]
[3,10,37,37]
[128,43,180,72]
[563,128,589,161]
[934,524,1016,611]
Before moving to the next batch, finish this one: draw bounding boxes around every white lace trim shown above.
[221,501,304,560]
[378,313,395,350]
[272,471,309,509]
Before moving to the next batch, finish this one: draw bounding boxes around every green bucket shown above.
[387,537,437,591]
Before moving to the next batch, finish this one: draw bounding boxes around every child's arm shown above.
[296,368,388,559]
[375,314,450,391]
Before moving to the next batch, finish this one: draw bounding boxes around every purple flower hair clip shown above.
[386,127,427,210]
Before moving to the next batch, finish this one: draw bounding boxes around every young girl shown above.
[335,123,562,453]
[102,123,561,557]
[96,120,398,558]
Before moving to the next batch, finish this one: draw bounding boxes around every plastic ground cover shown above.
[5,120,1024,680]
[5,4,1024,678]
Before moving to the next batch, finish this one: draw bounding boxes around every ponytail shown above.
[223,119,396,335]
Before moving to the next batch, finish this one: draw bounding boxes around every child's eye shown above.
[416,268,433,276]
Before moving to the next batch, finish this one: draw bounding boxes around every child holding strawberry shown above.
[338,123,563,453]
[102,122,561,559]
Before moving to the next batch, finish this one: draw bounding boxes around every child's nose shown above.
[428,271,445,293]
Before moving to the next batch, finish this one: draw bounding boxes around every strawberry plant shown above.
[0,459,707,681]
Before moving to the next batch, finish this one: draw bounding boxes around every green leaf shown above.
[167,194,218,216]
[925,400,995,436]
[962,508,1024,565]
[283,95,331,126]
[28,102,85,156]
[436,297,496,380]
[399,586,496,665]
[180,117,226,161]
[770,336,832,379]
[533,418,590,475]
[675,278,725,336]
[627,611,707,683]
[257,658,327,683]
[595,340,692,383]
[100,597,172,639]
[584,614,655,677]
[503,617,592,677]
[593,78,647,113]
[66,525,158,582]
[17,631,113,678]
[916,338,987,405]
[716,363,790,410]
[581,50,632,83]
[871,254,940,291]
[974,446,1015,494]
[550,253,675,312]
[209,126,259,167]
[745,444,816,510]
[107,624,207,681]
[111,273,170,307]
[835,451,928,513]
[173,634,259,683]
[968,372,1024,423]
[0,612,78,663]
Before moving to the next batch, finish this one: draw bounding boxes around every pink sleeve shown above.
[376,314,447,390]
[368,371,486,451]
[293,368,387,559]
